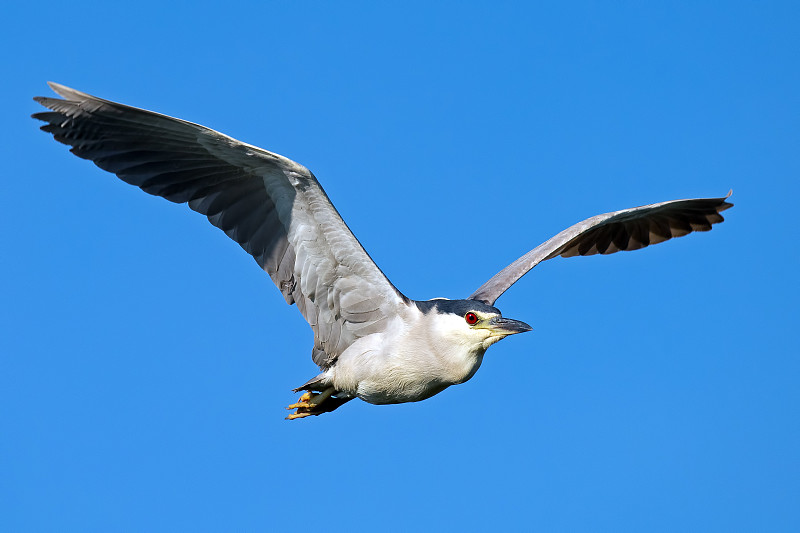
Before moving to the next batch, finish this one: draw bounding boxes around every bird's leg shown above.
[285,387,335,420]
[286,389,333,411]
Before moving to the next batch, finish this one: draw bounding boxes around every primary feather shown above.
[33,82,407,370]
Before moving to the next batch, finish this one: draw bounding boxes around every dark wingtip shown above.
[718,190,734,212]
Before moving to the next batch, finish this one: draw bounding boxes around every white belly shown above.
[328,326,487,405]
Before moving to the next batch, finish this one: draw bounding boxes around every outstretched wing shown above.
[469,194,732,305]
[33,82,407,369]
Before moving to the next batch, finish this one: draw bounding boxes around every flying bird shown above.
[33,83,732,419]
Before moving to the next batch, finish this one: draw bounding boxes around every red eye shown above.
[465,312,479,325]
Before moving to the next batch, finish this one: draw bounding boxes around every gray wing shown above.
[33,82,407,369]
[469,194,733,305]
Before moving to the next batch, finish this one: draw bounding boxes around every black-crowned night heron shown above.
[33,83,732,420]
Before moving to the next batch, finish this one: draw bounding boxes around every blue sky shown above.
[3,1,799,531]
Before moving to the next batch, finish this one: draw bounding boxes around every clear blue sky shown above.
[3,2,798,531]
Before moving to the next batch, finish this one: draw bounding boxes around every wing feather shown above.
[469,194,732,305]
[34,82,407,369]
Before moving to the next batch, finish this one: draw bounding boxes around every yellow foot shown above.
[285,391,314,410]
[286,411,314,420]
[284,388,334,420]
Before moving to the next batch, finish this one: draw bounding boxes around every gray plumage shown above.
[470,194,732,305]
[33,82,405,372]
[33,83,732,419]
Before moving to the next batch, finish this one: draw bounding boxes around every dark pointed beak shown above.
[486,316,532,336]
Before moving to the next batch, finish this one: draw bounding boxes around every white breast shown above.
[328,306,489,404]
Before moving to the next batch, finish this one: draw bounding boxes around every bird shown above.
[33,82,732,420]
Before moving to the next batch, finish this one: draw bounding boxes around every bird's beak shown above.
[483,316,532,336]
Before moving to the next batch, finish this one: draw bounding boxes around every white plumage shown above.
[32,83,732,419]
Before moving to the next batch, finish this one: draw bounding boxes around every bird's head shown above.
[415,299,532,352]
